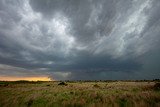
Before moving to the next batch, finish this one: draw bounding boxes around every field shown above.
[0,81,160,107]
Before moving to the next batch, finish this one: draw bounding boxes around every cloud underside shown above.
[0,0,160,80]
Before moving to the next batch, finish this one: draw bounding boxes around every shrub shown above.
[93,84,100,88]
[154,83,160,90]
[58,82,68,86]
[26,99,33,107]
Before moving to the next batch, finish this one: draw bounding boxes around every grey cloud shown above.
[0,64,50,77]
[0,0,160,80]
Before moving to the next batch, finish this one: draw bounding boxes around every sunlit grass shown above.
[0,81,160,107]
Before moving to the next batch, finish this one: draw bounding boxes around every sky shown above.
[0,0,160,81]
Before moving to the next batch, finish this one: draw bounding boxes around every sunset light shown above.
[0,76,52,81]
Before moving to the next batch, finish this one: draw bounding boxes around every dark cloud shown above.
[0,0,160,80]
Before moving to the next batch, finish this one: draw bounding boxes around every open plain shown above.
[0,81,160,107]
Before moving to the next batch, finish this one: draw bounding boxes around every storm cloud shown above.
[0,0,160,80]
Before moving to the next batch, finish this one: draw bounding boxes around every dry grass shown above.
[0,81,160,107]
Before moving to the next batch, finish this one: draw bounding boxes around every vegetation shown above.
[58,82,68,86]
[0,81,160,107]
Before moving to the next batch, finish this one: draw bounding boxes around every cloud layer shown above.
[0,0,160,80]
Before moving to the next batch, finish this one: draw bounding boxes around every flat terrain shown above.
[0,81,160,107]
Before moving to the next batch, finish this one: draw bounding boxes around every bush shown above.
[58,82,68,86]
[93,84,100,88]
[154,83,160,90]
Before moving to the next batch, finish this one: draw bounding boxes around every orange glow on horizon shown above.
[0,76,52,81]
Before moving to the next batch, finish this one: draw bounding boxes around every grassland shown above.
[0,81,160,107]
